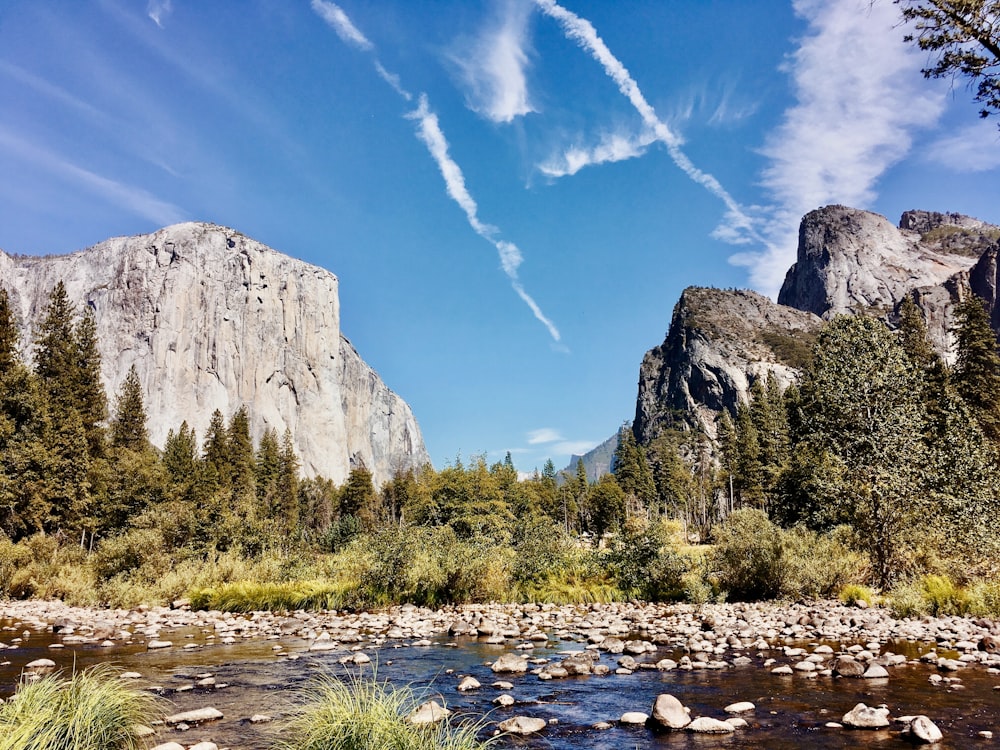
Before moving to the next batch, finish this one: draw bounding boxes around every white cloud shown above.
[0,127,185,226]
[311,0,373,51]
[146,0,172,28]
[730,0,946,295]
[534,0,759,244]
[454,0,536,123]
[926,120,1000,173]
[374,61,412,101]
[539,127,657,177]
[553,439,597,456]
[527,427,562,444]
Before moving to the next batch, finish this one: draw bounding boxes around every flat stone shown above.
[492,652,529,673]
[164,707,223,725]
[494,694,515,707]
[499,715,547,734]
[687,716,736,733]
[457,675,481,691]
[620,711,649,725]
[147,640,173,650]
[724,701,755,713]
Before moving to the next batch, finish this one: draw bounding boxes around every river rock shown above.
[499,716,546,734]
[147,640,173,650]
[151,744,185,750]
[492,653,528,673]
[651,694,690,729]
[165,707,223,726]
[687,716,736,733]
[842,703,890,728]
[408,700,450,725]
[494,694,515,707]
[863,664,889,679]
[188,743,218,750]
[902,715,943,743]
[620,712,649,724]
[457,676,480,691]
[833,655,865,677]
[724,701,755,713]
[24,658,56,673]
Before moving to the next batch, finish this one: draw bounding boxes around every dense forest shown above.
[2,283,1000,613]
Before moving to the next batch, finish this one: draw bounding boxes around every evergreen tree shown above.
[733,399,764,507]
[897,296,939,371]
[953,293,1000,444]
[584,474,625,540]
[611,424,656,515]
[110,366,148,450]
[227,406,256,504]
[73,308,107,458]
[33,281,77,408]
[255,427,281,505]
[339,466,378,530]
[164,422,198,490]
[277,429,300,534]
[0,288,19,375]
[202,409,231,491]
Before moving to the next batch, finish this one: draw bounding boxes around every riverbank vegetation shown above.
[2,285,1000,613]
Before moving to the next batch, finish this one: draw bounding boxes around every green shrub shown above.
[92,528,168,581]
[782,525,865,599]
[921,574,972,616]
[276,673,494,750]
[713,509,783,601]
[189,580,352,612]
[839,583,875,607]
[0,664,162,750]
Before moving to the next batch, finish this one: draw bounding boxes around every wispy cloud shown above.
[926,120,1000,173]
[453,0,536,123]
[0,61,106,123]
[310,0,372,51]
[527,427,562,444]
[730,0,945,295]
[0,127,185,225]
[313,3,562,343]
[553,439,597,456]
[146,0,172,28]
[533,0,759,244]
[539,127,656,177]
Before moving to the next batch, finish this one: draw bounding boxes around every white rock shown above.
[408,700,450,725]
[499,716,547,734]
[842,703,890,729]
[164,707,223,725]
[619,712,649,725]
[724,701,755,713]
[687,716,736,733]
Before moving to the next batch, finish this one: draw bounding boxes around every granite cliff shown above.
[0,222,430,485]
[635,206,1000,445]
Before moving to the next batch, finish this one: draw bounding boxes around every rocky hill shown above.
[0,222,430,485]
[634,206,1000,444]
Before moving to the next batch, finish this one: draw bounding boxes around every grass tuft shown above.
[0,664,162,750]
[275,672,495,750]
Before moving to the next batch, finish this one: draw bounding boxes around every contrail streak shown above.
[312,1,561,343]
[533,0,760,242]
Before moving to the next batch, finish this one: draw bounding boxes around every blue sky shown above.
[2,0,999,476]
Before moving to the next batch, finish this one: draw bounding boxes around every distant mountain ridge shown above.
[0,222,430,486]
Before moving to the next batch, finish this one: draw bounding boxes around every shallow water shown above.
[1,617,997,749]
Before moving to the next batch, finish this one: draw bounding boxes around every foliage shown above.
[0,664,162,750]
[839,584,876,607]
[275,673,495,750]
[897,0,1000,122]
[712,508,784,601]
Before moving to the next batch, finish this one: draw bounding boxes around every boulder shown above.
[724,701,755,713]
[492,653,528,673]
[408,700,450,725]
[842,703,890,729]
[620,712,649,725]
[651,694,690,729]
[164,707,223,725]
[902,715,943,743]
[687,716,736,733]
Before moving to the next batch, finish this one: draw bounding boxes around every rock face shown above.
[0,222,429,485]
[634,206,1000,446]
[634,288,821,443]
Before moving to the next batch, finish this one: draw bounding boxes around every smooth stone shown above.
[842,703,890,729]
[902,715,943,743]
[494,694,515,707]
[249,714,273,723]
[147,640,173,650]
[862,664,889,679]
[492,652,529,673]
[620,712,649,725]
[651,694,690,729]
[687,716,736,733]
[24,658,56,672]
[188,744,218,750]
[771,665,794,675]
[408,700,450,725]
[724,701,755,713]
[151,744,186,750]
[457,675,481,691]
[726,717,749,729]
[593,721,612,730]
[499,715,547,734]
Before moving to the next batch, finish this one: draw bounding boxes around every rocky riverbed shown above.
[2,598,1000,748]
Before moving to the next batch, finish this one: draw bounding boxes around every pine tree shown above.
[339,466,378,530]
[202,409,231,491]
[255,427,281,506]
[953,293,1000,444]
[0,288,19,376]
[164,422,198,489]
[898,296,939,370]
[612,425,656,515]
[110,366,148,450]
[33,281,77,408]
[733,400,763,507]
[73,308,107,458]
[277,429,300,534]
[227,406,256,504]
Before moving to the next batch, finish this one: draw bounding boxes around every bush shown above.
[713,509,783,601]
[92,528,167,581]
[0,664,162,750]
[781,525,865,599]
[276,673,494,750]
[607,519,688,601]
[839,583,875,607]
